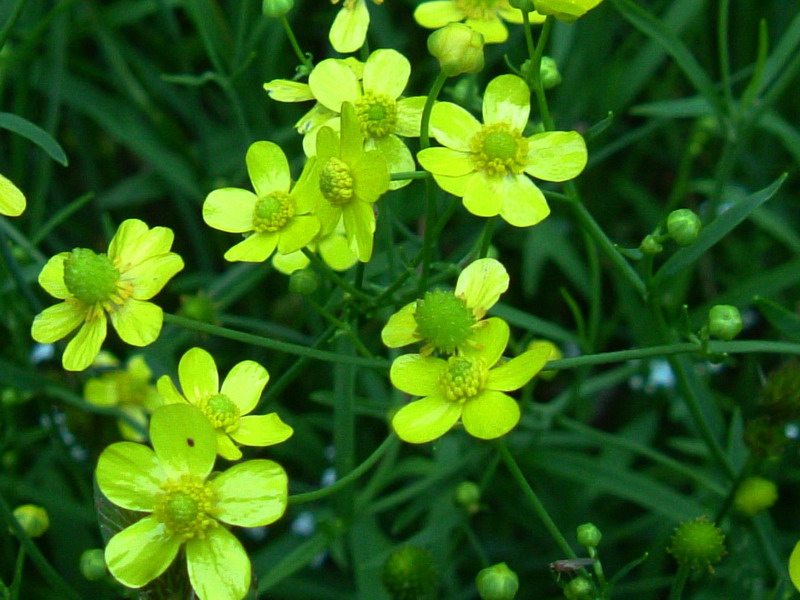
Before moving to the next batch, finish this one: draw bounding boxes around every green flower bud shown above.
[563,576,593,600]
[667,517,726,572]
[667,209,702,246]
[476,562,519,600]
[508,0,535,11]
[177,292,218,325]
[454,481,481,514]
[79,549,108,581]
[12,504,49,538]
[733,477,778,517]
[708,305,743,341]
[289,268,320,295]
[262,0,294,18]
[540,56,562,89]
[639,234,663,255]
[427,24,485,77]
[382,545,438,600]
[576,523,602,548]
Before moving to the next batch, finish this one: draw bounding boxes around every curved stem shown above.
[301,247,371,302]
[280,15,312,70]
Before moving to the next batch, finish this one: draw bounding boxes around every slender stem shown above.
[420,71,448,150]
[0,0,30,49]
[390,170,429,181]
[463,522,490,567]
[290,434,397,505]
[528,16,555,130]
[301,248,371,302]
[304,296,373,359]
[717,0,733,112]
[478,216,497,258]
[163,313,388,368]
[333,336,356,518]
[280,15,312,70]
[496,439,574,557]
[0,229,42,314]
[668,564,691,600]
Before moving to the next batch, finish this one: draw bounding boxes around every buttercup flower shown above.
[329,0,383,53]
[307,49,425,188]
[84,352,163,441]
[414,0,545,44]
[533,0,604,22]
[391,318,550,443]
[203,141,320,262]
[157,347,293,461]
[417,74,587,227]
[96,403,288,600]
[306,101,390,262]
[272,226,358,275]
[0,173,26,217]
[31,219,184,371]
[382,257,509,355]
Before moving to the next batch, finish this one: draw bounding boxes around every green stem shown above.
[301,248,371,302]
[463,522,490,567]
[528,16,555,130]
[717,0,733,112]
[668,564,691,600]
[289,434,397,505]
[163,313,387,368]
[332,336,356,519]
[390,170,429,181]
[0,0,30,49]
[496,439,574,557]
[304,296,374,359]
[477,216,497,258]
[280,15,312,70]
[0,229,42,314]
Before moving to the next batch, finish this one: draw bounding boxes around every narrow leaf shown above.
[0,113,68,166]
[755,297,800,342]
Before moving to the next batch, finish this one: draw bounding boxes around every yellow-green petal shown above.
[309,59,360,112]
[63,317,107,371]
[224,232,279,263]
[381,302,419,348]
[393,396,462,444]
[417,147,474,177]
[463,173,504,218]
[291,156,321,214]
[203,188,257,233]
[352,149,390,202]
[461,317,509,367]
[371,136,415,190]
[216,432,243,461]
[231,413,293,448]
[110,299,162,346]
[38,252,71,299]
[277,215,320,255]
[456,258,509,318]
[390,354,444,396]
[271,249,310,275]
[343,200,375,262]
[433,173,470,197]
[247,141,290,198]
[483,74,530,130]
[31,301,86,343]
[340,102,363,165]
[220,360,269,415]
[263,79,314,102]
[498,6,546,23]
[96,442,165,511]
[533,0,604,21]
[318,231,358,271]
[329,0,370,53]
[128,253,184,300]
[464,17,508,43]
[118,405,149,442]
[156,375,187,405]
[413,0,464,28]
[461,390,519,439]
[395,96,426,138]
[179,347,219,404]
[487,344,551,391]
[211,459,288,527]
[0,173,26,217]
[525,131,587,182]
[430,102,480,152]
[85,377,119,407]
[186,527,250,600]
[129,355,153,382]
[364,49,409,99]
[105,516,181,588]
[109,220,174,268]
[498,175,550,227]
[150,404,217,479]
[790,540,800,592]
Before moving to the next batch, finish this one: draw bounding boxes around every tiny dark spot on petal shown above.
[187,438,195,447]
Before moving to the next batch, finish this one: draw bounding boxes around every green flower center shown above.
[63,248,120,305]
[453,0,502,20]
[439,356,487,402]
[154,474,217,540]
[470,123,529,177]
[356,92,398,139]
[198,393,241,432]
[414,290,476,354]
[319,157,355,207]
[253,192,296,233]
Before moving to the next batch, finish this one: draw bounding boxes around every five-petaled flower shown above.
[417,74,587,227]
[414,0,544,44]
[390,318,550,443]
[0,173,26,217]
[96,403,289,600]
[31,219,184,371]
[157,347,293,461]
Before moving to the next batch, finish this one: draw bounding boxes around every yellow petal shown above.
[247,141,290,198]
[105,516,181,588]
[128,253,184,300]
[157,374,188,405]
[263,79,314,102]
[461,317,509,366]
[498,6,546,23]
[392,396,462,444]
[31,301,85,343]
[211,459,288,527]
[417,147,474,177]
[371,136,415,190]
[216,432,243,461]
[38,252,71,299]
[179,347,219,404]
[318,231,357,271]
[364,49,409,99]
[381,302,419,348]
[221,360,269,415]
[231,413,293,447]
[203,188,257,233]
[524,131,587,182]
[483,74,530,130]
[150,404,217,479]
[343,200,375,262]
[276,215,320,255]
[433,173,470,197]
[487,344,551,391]
[461,390,520,439]
[271,249,310,275]
[309,59,360,113]
[790,540,800,592]
[186,527,251,600]
[109,220,175,268]
[498,175,550,227]
[430,102,480,152]
[395,96,426,138]
[456,258,509,318]
[63,316,107,371]
[463,172,504,218]
[390,353,444,396]
[413,1,464,29]
[96,442,165,511]
[464,17,508,43]
[84,376,119,407]
[329,0,370,53]
[224,232,279,262]
[109,299,162,346]
[0,173,26,217]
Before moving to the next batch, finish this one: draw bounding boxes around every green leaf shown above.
[654,174,787,283]
[256,532,331,593]
[0,112,68,166]
[755,297,800,342]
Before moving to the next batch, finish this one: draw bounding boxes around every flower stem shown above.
[477,216,497,259]
[301,247,372,303]
[304,296,374,359]
[280,15,312,70]
[668,564,691,600]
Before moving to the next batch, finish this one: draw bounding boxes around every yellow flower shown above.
[31,219,184,372]
[272,226,357,275]
[791,540,800,593]
[157,347,293,461]
[417,74,587,227]
[533,0,604,22]
[0,173,26,217]
[96,404,288,600]
[306,101,390,262]
[84,352,163,441]
[414,0,545,44]
[527,339,561,380]
[202,141,320,262]
[391,318,550,443]
[329,0,383,53]
[307,49,425,189]
[382,257,509,355]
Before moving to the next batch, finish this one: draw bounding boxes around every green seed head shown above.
[63,248,119,304]
[414,290,475,354]
[319,157,355,207]
[667,517,726,572]
[381,545,438,600]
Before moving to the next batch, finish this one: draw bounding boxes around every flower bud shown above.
[382,545,438,600]
[508,0,535,11]
[12,504,49,538]
[476,562,519,600]
[639,234,663,255]
[289,268,320,295]
[527,339,561,380]
[262,0,294,18]
[80,549,108,581]
[427,24,485,77]
[540,56,562,89]
[667,516,726,572]
[733,477,778,517]
[667,209,702,246]
[177,292,218,325]
[533,0,605,22]
[454,481,481,514]
[708,305,743,341]
[563,576,593,600]
[576,523,602,548]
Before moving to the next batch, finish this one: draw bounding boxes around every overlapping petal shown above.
[413,1,464,28]
[456,259,509,318]
[211,459,288,527]
[63,316,107,372]
[96,443,165,511]
[483,74,530,130]
[309,59,360,112]
[381,302,419,348]
[461,390,520,439]
[110,299,162,346]
[31,301,86,343]
[105,516,181,588]
[390,354,445,396]
[230,414,294,448]
[487,344,551,391]
[202,189,257,233]
[151,404,217,480]
[38,253,70,299]
[247,141,290,198]
[460,318,509,367]
[364,49,410,99]
[221,360,269,414]
[186,527,250,600]
[430,102,481,151]
[179,347,219,404]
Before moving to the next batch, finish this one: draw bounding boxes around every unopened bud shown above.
[708,305,743,341]
[540,57,562,89]
[80,549,108,581]
[382,545,438,600]
[454,481,481,514]
[12,504,49,538]
[667,209,702,246]
[476,562,519,600]
[733,477,778,517]
[262,0,294,18]
[289,268,320,295]
[428,24,485,77]
[508,0,535,10]
[639,234,663,255]
[563,576,593,600]
[576,523,602,548]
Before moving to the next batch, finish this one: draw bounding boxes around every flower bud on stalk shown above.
[576,522,602,548]
[12,504,49,537]
[263,0,294,18]
[382,545,438,600]
[708,305,743,341]
[476,562,519,600]
[428,24,485,77]
[667,209,702,246]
